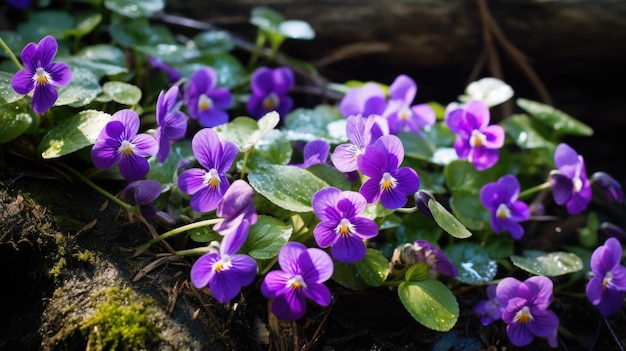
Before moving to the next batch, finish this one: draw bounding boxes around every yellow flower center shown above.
[263,92,280,110]
[513,306,533,324]
[398,106,412,121]
[286,274,306,291]
[380,172,397,192]
[203,168,220,188]
[198,94,213,112]
[118,140,135,156]
[469,129,486,148]
[334,218,354,236]
[496,203,511,220]
[212,254,232,273]
[33,67,50,85]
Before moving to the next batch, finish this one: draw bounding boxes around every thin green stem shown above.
[0,36,23,70]
[57,162,132,211]
[395,206,418,213]
[239,150,251,179]
[175,246,213,256]
[146,218,224,245]
[518,181,551,200]
[260,257,278,275]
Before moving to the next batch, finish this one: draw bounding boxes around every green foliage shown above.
[398,278,459,331]
[241,215,293,259]
[39,110,110,159]
[510,251,583,277]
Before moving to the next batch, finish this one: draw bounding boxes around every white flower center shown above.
[573,177,583,193]
[398,105,412,121]
[496,203,511,220]
[513,306,533,324]
[263,92,280,110]
[469,129,487,148]
[198,94,213,112]
[33,67,50,85]
[203,168,220,188]
[334,218,354,236]
[118,140,136,156]
[603,271,613,290]
[380,172,398,192]
[286,274,306,291]
[212,254,232,272]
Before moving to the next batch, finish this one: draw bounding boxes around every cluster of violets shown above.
[10,35,626,345]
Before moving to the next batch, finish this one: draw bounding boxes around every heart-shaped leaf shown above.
[510,251,583,276]
[241,215,292,259]
[399,278,459,331]
[354,249,390,287]
[38,110,110,158]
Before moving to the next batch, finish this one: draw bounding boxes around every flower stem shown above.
[57,162,132,211]
[240,150,251,179]
[0,37,23,70]
[518,181,551,200]
[146,218,224,245]
[174,246,213,256]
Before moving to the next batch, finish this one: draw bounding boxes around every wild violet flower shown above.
[586,237,626,317]
[591,172,625,205]
[445,99,505,170]
[331,114,389,173]
[293,139,330,168]
[479,174,531,240]
[122,179,162,220]
[177,128,239,213]
[246,66,294,119]
[411,240,458,278]
[549,143,591,215]
[11,35,71,114]
[148,56,181,83]
[213,179,258,237]
[496,276,559,348]
[473,284,503,326]
[184,67,233,127]
[311,187,379,263]
[338,82,386,119]
[261,242,333,320]
[91,109,158,181]
[155,85,188,162]
[190,220,258,303]
[382,74,436,135]
[357,134,420,209]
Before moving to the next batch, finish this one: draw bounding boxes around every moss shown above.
[48,257,66,278]
[73,250,96,265]
[80,286,159,351]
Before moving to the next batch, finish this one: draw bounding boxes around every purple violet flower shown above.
[496,276,559,348]
[312,187,379,263]
[155,85,188,162]
[11,35,71,114]
[91,109,158,181]
[338,83,387,118]
[357,134,420,209]
[177,128,239,213]
[7,0,32,10]
[586,237,626,317]
[293,139,330,168]
[445,99,505,170]
[591,172,625,205]
[122,179,162,220]
[473,284,503,326]
[184,67,233,127]
[331,114,389,173]
[261,242,333,320]
[190,220,258,303]
[148,56,181,83]
[382,74,436,135]
[213,179,258,237]
[480,174,531,240]
[412,240,458,278]
[246,66,294,119]
[549,143,591,215]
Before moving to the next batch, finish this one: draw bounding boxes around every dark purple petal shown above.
[119,154,150,181]
[189,181,227,213]
[509,201,531,222]
[453,137,471,160]
[271,67,295,94]
[592,172,624,204]
[415,190,435,219]
[130,133,158,157]
[305,247,333,282]
[357,143,388,178]
[506,322,535,347]
[11,69,35,95]
[178,168,207,195]
[303,282,332,307]
[389,74,416,103]
[376,134,404,166]
[380,186,409,210]
[311,187,341,221]
[479,182,500,210]
[464,100,490,129]
[313,221,339,248]
[351,217,378,239]
[496,277,522,306]
[393,167,420,196]
[7,0,32,10]
[91,141,121,170]
[198,108,230,128]
[132,179,161,205]
[271,287,307,320]
[445,108,471,136]
[216,179,256,220]
[111,109,140,139]
[331,234,366,263]
[260,270,290,299]
[35,36,58,68]
[278,242,308,276]
[46,62,71,87]
[19,42,37,71]
[303,139,330,164]
[250,67,274,95]
[191,128,221,169]
[228,254,258,286]
[586,275,604,305]
[220,219,249,254]
[554,143,580,176]
[190,253,220,289]
[359,178,382,204]
[209,268,244,302]
[549,171,574,205]
[469,147,499,171]
[566,185,591,215]
[246,94,266,119]
[526,308,559,338]
[148,56,181,83]
[481,124,505,149]
[523,276,554,308]
[32,84,58,114]
[156,129,171,163]
[190,67,217,93]
[595,287,625,317]
[208,87,233,110]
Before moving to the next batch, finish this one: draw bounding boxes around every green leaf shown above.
[147,141,193,189]
[482,233,514,260]
[192,30,235,53]
[331,260,369,290]
[250,6,284,32]
[354,249,390,287]
[0,31,26,60]
[0,71,25,103]
[283,105,347,143]
[405,262,430,282]
[248,165,329,212]
[17,11,75,42]
[215,112,280,152]
[444,242,497,285]
[444,160,498,195]
[510,251,583,276]
[189,226,221,243]
[278,20,315,40]
[104,0,164,18]
[517,98,593,136]
[38,110,110,159]
[56,66,102,107]
[61,57,128,80]
[397,131,435,161]
[398,278,459,331]
[0,104,32,143]
[67,44,128,79]
[428,198,472,238]
[307,164,351,191]
[101,81,142,105]
[448,191,488,231]
[243,129,293,171]
[501,114,556,149]
[109,17,175,48]
[135,43,200,64]
[65,12,102,38]
[241,215,292,259]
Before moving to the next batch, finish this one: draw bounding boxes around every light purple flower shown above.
[338,83,386,118]
[11,35,71,114]
[586,237,626,317]
[261,242,333,320]
[480,175,531,240]
[473,284,503,326]
[148,56,181,83]
[591,172,624,205]
[213,179,258,237]
[246,66,294,119]
[497,276,559,348]
[190,221,258,303]
[91,109,158,181]
[122,179,162,220]
[549,143,591,215]
[382,74,436,135]
[177,128,239,213]
[331,114,389,173]
[155,85,188,162]
[184,67,233,127]
[293,139,330,168]
[357,134,420,209]
[445,100,505,170]
[412,240,458,278]
[312,187,379,263]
